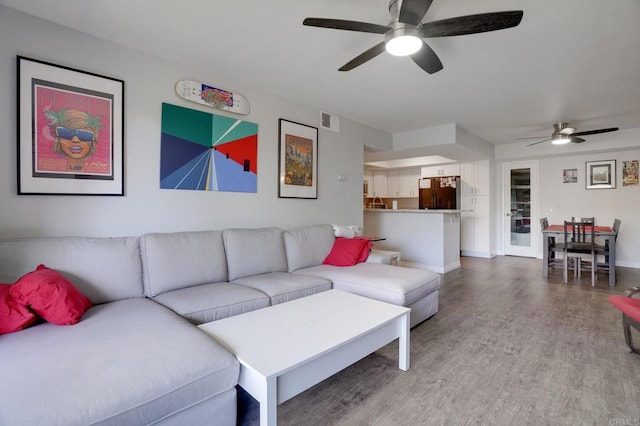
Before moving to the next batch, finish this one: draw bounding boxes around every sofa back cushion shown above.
[140,231,227,297]
[0,236,143,304]
[283,224,336,272]
[222,227,287,281]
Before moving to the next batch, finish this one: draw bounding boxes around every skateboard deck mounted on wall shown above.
[175,80,250,115]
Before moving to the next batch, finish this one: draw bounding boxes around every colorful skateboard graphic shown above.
[175,80,250,115]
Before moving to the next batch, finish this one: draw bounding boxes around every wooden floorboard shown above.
[239,256,640,425]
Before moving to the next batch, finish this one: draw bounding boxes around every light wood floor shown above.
[239,256,640,425]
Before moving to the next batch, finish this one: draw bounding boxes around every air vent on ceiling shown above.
[320,111,340,133]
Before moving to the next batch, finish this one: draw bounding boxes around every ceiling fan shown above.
[522,123,620,146]
[302,0,523,74]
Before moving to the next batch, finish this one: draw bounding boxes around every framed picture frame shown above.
[17,56,124,195]
[585,159,616,189]
[562,168,577,183]
[278,119,318,199]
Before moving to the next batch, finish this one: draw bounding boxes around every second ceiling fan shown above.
[302,0,523,74]
[523,123,620,146]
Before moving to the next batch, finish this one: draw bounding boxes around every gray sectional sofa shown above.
[0,224,440,426]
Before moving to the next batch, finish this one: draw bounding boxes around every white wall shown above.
[0,6,391,238]
[494,148,640,268]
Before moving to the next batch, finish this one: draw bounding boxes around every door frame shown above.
[502,160,539,257]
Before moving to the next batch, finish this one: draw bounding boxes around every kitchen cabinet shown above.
[386,170,400,197]
[460,194,491,258]
[398,168,420,197]
[461,160,490,197]
[363,169,373,197]
[421,164,460,178]
[365,168,419,198]
[460,160,492,258]
[372,170,387,197]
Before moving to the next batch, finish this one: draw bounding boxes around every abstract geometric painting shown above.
[160,103,257,192]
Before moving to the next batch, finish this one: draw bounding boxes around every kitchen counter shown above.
[363,209,461,274]
[364,208,466,214]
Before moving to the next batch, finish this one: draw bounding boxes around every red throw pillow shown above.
[9,265,92,325]
[323,237,369,266]
[0,284,39,335]
[356,239,374,263]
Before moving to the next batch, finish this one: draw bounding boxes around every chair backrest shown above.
[613,218,621,235]
[540,217,549,230]
[564,220,595,252]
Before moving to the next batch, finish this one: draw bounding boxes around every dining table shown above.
[542,224,617,286]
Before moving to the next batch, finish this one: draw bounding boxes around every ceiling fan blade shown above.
[570,137,586,143]
[422,11,523,38]
[526,139,551,146]
[411,41,443,74]
[516,136,548,140]
[303,18,388,34]
[339,42,386,71]
[571,127,619,137]
[399,0,434,26]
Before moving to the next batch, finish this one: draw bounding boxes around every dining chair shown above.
[540,217,563,268]
[596,218,621,274]
[563,219,597,285]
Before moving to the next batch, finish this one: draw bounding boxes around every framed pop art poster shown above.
[278,119,318,199]
[17,56,124,195]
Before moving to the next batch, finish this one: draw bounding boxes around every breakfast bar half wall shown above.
[363,209,462,274]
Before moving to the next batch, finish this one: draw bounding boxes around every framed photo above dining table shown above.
[585,159,616,190]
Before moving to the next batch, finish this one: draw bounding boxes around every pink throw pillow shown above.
[356,239,373,263]
[10,265,92,325]
[323,237,369,266]
[0,283,39,334]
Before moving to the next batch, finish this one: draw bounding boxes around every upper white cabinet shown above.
[421,164,460,178]
[363,169,373,197]
[372,170,387,197]
[386,170,400,198]
[364,168,420,198]
[398,168,420,197]
[460,160,490,196]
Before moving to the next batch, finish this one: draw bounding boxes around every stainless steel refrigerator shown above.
[418,176,460,209]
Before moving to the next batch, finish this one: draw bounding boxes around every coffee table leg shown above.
[398,312,410,371]
[257,376,277,426]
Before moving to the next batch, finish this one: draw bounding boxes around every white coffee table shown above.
[198,289,410,426]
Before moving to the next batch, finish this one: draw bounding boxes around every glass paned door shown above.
[503,161,538,257]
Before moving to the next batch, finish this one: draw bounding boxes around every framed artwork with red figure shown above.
[17,56,124,195]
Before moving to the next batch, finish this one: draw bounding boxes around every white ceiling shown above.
[4,0,640,147]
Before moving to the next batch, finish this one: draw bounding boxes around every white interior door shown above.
[503,161,538,257]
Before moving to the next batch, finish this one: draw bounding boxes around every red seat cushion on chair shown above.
[609,295,640,323]
[0,284,39,334]
[9,265,92,325]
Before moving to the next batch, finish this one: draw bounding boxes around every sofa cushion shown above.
[0,283,38,334]
[283,224,335,272]
[0,236,143,304]
[153,282,270,324]
[140,231,227,297]
[294,263,441,307]
[231,272,332,305]
[10,265,92,325]
[0,298,239,426]
[223,227,287,281]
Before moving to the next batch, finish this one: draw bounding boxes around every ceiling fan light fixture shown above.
[385,26,422,56]
[551,134,571,145]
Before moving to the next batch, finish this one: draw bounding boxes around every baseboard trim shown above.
[400,260,461,274]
